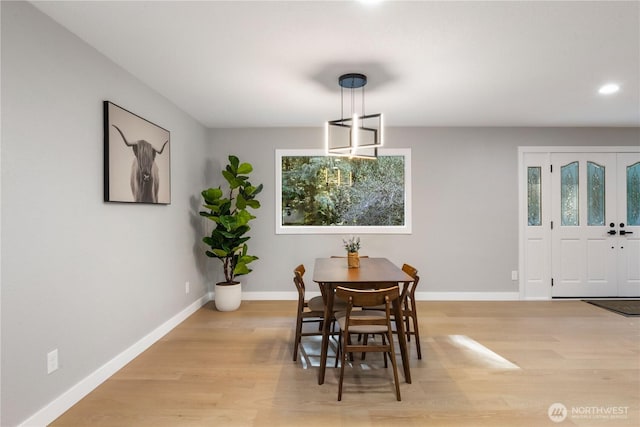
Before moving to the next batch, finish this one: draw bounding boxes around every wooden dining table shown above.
[312,257,414,385]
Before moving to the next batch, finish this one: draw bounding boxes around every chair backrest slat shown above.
[336,286,400,308]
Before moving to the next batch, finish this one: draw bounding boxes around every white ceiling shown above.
[31,0,640,128]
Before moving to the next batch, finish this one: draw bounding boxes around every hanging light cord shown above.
[340,84,344,122]
[338,75,367,125]
[361,84,365,126]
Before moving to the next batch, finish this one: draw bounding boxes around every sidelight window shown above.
[527,167,542,226]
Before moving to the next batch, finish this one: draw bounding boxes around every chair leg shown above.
[347,335,354,362]
[386,332,402,401]
[293,316,303,362]
[338,332,348,401]
[335,330,344,368]
[361,334,369,360]
[382,334,388,368]
[411,314,422,359]
[405,315,411,342]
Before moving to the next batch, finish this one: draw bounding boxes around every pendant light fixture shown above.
[325,73,383,159]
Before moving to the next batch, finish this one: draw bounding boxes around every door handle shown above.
[620,230,633,235]
[608,230,617,235]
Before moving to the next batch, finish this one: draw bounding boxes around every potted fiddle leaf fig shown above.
[200,155,263,311]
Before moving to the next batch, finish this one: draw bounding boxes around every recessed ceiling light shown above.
[598,83,620,95]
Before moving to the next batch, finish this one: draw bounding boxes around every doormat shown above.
[584,300,640,317]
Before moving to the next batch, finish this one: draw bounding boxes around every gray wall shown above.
[1,2,210,425]
[2,2,639,426]
[210,127,640,296]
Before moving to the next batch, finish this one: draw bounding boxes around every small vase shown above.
[347,251,360,268]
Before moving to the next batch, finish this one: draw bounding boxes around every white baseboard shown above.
[19,294,210,427]
[241,291,300,300]
[239,291,521,301]
[415,291,520,301]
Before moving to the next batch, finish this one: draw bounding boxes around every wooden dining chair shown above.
[334,286,402,401]
[400,263,422,359]
[292,264,347,362]
[360,263,422,359]
[292,264,323,362]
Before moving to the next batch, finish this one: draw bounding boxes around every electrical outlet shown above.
[185,281,190,294]
[47,349,59,374]
[511,270,519,281]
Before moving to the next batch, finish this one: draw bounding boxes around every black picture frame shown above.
[103,101,171,204]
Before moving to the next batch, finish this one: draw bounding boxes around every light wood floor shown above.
[51,300,639,426]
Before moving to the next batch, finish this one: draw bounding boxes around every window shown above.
[276,149,411,234]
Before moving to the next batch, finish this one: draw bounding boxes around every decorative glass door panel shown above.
[587,162,605,226]
[627,162,640,226]
[527,167,542,226]
[561,162,579,226]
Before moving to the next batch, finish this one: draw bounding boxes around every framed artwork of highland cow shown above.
[103,101,171,204]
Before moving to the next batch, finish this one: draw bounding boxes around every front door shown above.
[551,152,640,297]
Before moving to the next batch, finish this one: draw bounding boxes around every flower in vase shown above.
[343,236,361,253]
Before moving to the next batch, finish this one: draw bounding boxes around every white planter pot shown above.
[214,281,242,311]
